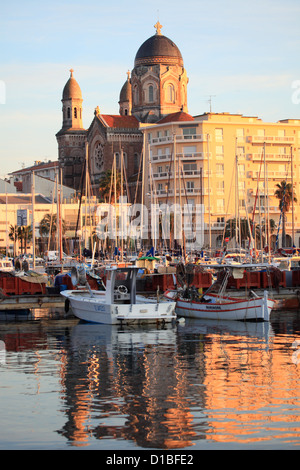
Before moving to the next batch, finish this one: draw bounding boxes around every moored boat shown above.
[164,264,275,321]
[61,264,176,325]
[164,289,274,321]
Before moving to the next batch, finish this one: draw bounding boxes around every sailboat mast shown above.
[207,134,211,252]
[291,146,295,248]
[31,170,35,269]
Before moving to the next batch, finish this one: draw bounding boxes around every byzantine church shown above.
[56,22,190,196]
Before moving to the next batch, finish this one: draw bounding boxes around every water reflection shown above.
[0,310,300,449]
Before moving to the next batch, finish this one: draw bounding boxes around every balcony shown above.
[151,152,210,163]
[252,170,291,179]
[247,135,295,144]
[249,153,292,162]
[150,134,206,145]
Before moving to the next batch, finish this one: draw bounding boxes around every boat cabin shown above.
[105,266,138,305]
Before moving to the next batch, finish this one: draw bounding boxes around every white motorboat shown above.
[0,258,14,272]
[61,264,176,325]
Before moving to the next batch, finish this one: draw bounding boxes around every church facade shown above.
[56,22,189,199]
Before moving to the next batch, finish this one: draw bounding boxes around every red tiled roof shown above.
[157,111,195,124]
[99,114,140,129]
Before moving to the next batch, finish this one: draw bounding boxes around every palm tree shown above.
[224,217,251,247]
[39,214,66,250]
[98,169,121,203]
[10,225,32,254]
[274,181,297,247]
[8,224,19,256]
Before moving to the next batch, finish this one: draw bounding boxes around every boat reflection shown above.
[57,318,278,449]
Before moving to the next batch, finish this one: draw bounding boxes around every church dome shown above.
[134,23,183,67]
[62,69,82,100]
[119,72,131,102]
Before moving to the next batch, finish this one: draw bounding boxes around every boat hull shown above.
[165,290,274,321]
[61,290,176,325]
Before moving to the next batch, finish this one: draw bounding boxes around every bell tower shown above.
[61,69,83,129]
[56,69,86,189]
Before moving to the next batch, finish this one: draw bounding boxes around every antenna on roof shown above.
[200,95,216,113]
[207,95,216,113]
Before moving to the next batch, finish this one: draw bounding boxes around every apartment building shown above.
[142,111,300,250]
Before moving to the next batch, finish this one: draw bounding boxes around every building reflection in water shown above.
[3,313,299,448]
[54,318,300,448]
[57,324,198,448]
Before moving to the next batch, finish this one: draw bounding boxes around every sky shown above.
[1,0,300,177]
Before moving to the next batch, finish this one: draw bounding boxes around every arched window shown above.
[167,84,175,103]
[148,85,154,102]
[67,107,71,119]
[133,85,139,105]
[134,153,140,172]
[74,107,77,118]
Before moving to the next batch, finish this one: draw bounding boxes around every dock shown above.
[0,294,65,311]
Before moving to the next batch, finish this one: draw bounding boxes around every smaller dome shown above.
[119,71,131,102]
[62,69,82,100]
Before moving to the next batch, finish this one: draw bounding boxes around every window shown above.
[167,84,175,102]
[216,181,224,194]
[237,146,245,158]
[74,107,77,118]
[236,128,244,141]
[215,128,223,141]
[133,85,139,104]
[183,146,196,156]
[149,85,154,102]
[183,163,197,173]
[67,107,71,119]
[134,153,140,172]
[238,164,245,177]
[183,128,196,138]
[216,145,224,159]
[216,163,224,176]
[186,181,195,192]
[217,199,225,211]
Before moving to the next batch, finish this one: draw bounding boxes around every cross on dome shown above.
[154,21,162,35]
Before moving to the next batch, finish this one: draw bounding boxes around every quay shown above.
[0,294,64,311]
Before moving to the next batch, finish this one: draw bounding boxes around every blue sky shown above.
[1,0,300,176]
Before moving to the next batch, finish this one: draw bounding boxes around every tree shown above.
[98,169,121,203]
[224,217,251,247]
[274,181,297,247]
[9,225,32,254]
[39,214,66,250]
[8,224,19,256]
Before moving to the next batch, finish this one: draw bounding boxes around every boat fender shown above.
[65,298,70,313]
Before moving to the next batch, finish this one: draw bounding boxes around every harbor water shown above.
[0,307,300,450]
